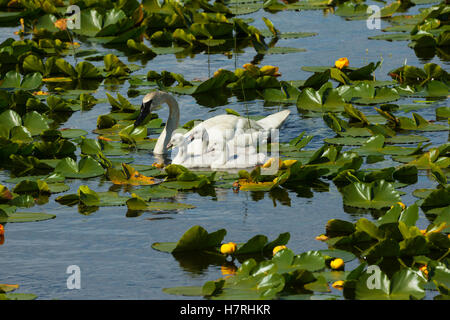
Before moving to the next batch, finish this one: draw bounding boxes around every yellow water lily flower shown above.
[273,245,287,255]
[330,258,344,270]
[335,57,349,70]
[20,18,24,31]
[419,265,428,277]
[332,280,345,290]
[54,18,68,31]
[315,234,329,241]
[260,65,281,77]
[220,242,237,255]
[32,91,49,96]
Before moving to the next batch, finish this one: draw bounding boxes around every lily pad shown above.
[55,156,105,179]
[0,208,55,223]
[340,180,402,209]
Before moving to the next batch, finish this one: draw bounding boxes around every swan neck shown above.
[154,94,180,154]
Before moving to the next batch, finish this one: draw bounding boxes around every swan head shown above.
[134,91,169,127]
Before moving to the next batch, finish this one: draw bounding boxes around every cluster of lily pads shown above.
[152,208,449,299]
[0,0,448,300]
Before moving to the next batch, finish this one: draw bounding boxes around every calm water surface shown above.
[0,2,448,299]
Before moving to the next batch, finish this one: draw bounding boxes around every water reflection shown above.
[269,188,291,207]
[171,250,270,275]
[172,251,227,275]
[343,205,388,220]
[193,90,231,108]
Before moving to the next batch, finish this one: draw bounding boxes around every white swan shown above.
[134,91,290,169]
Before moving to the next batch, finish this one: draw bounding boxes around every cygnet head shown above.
[167,132,186,149]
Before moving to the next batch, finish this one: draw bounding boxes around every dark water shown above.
[0,2,448,299]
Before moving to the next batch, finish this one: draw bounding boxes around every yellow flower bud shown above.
[330,258,345,270]
[273,245,287,255]
[335,57,349,70]
[220,242,237,255]
[332,280,345,290]
[260,65,281,77]
[315,234,329,241]
[281,159,297,169]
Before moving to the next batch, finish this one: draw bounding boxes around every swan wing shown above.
[256,110,291,130]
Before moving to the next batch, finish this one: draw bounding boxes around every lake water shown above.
[0,1,448,299]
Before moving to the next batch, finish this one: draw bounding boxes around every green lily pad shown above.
[131,186,178,200]
[355,268,426,300]
[340,180,402,209]
[126,195,195,211]
[0,209,55,223]
[151,225,226,253]
[55,156,105,179]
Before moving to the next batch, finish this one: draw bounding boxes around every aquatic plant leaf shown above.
[162,286,204,296]
[59,129,89,139]
[172,226,226,253]
[131,185,177,200]
[55,156,105,179]
[355,268,426,300]
[420,187,450,213]
[126,195,195,211]
[0,71,42,90]
[0,208,55,223]
[297,83,349,112]
[341,180,402,209]
[107,163,155,185]
[236,235,268,255]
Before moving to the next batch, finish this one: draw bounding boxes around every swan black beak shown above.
[134,100,152,127]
